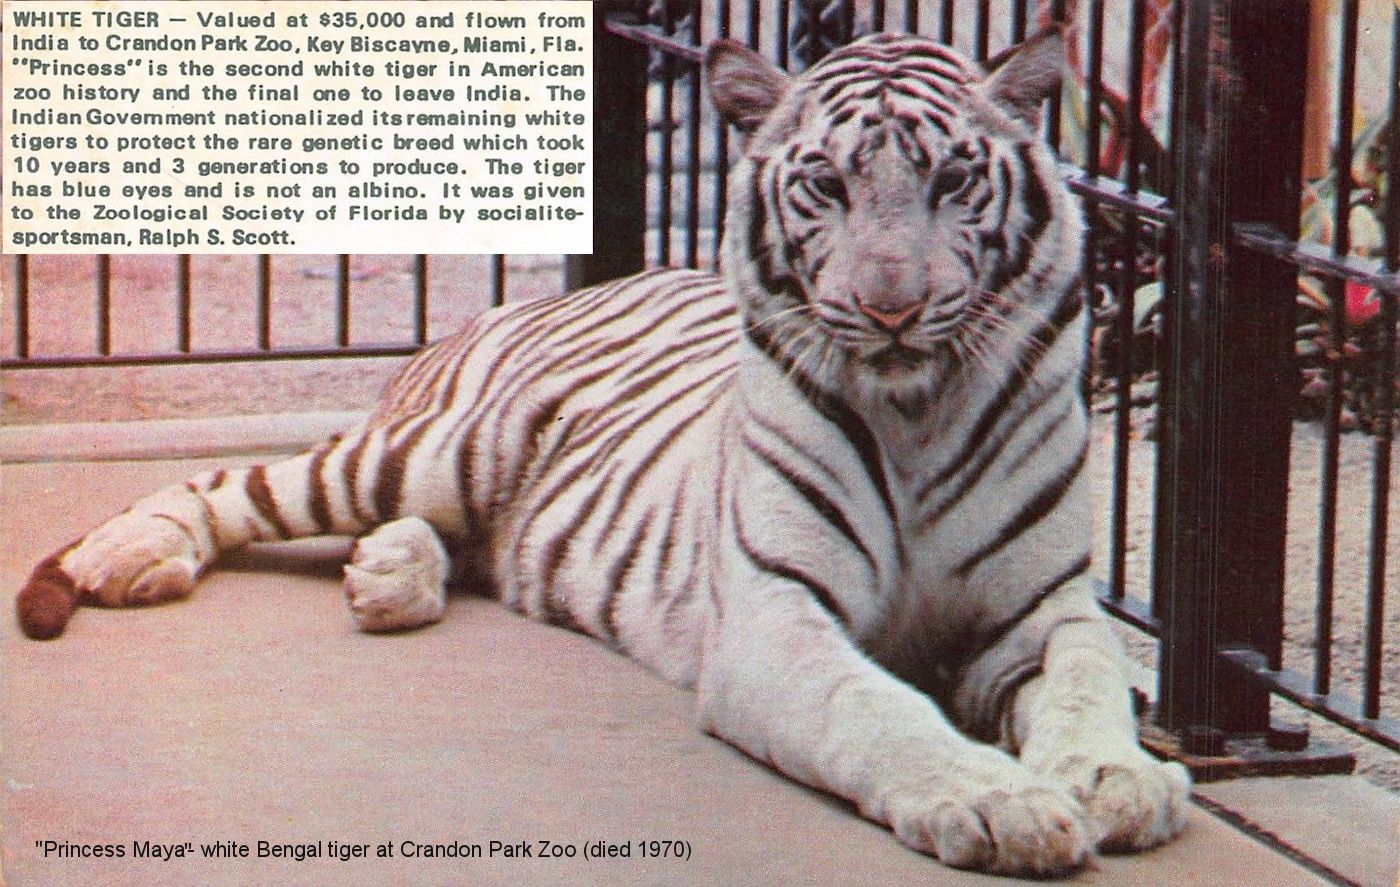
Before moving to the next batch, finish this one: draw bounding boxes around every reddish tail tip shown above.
[16,553,79,640]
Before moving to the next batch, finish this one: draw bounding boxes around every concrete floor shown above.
[0,427,1387,886]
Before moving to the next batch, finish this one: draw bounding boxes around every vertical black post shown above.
[1155,0,1309,748]
[1213,1,1309,734]
[1155,0,1227,752]
[565,2,649,290]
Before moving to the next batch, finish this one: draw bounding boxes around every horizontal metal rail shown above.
[1,344,425,371]
[1094,583,1160,635]
[1235,222,1400,295]
[605,19,704,64]
[1101,588,1400,754]
[1064,172,1174,225]
[1220,648,1400,754]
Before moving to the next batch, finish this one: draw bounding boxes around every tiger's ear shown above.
[981,26,1066,126]
[706,39,790,135]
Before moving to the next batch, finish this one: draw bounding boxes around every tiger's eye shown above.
[930,164,971,206]
[810,170,847,204]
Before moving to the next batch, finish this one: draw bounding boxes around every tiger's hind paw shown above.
[344,517,449,633]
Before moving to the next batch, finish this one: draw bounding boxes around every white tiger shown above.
[16,30,1189,875]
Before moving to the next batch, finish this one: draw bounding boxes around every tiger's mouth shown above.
[861,342,933,374]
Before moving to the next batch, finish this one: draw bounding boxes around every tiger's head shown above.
[708,31,1084,398]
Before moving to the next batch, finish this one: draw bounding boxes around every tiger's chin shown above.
[862,342,933,375]
[847,341,947,408]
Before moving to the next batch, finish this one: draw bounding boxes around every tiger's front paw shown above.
[1045,750,1191,852]
[881,773,1094,876]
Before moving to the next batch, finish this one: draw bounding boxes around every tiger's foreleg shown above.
[1010,609,1191,852]
[695,590,1097,877]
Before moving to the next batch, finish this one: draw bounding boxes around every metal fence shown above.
[3,0,1397,771]
[3,253,505,368]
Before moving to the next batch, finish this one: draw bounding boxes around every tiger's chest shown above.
[806,393,1085,684]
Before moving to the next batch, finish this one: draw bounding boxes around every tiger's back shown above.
[370,267,735,683]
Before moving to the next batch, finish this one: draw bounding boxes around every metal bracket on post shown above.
[1151,0,1353,781]
[565,1,650,291]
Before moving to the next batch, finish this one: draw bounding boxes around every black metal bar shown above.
[96,256,111,356]
[1,344,428,371]
[658,2,677,266]
[1108,0,1149,602]
[257,255,272,351]
[1366,281,1395,718]
[1212,1,1309,690]
[336,255,352,348]
[413,255,429,345]
[491,255,507,306]
[1316,0,1360,697]
[1095,582,1160,636]
[1011,0,1028,45]
[570,4,650,289]
[1083,1,1105,178]
[15,256,29,360]
[1314,333,1343,689]
[871,0,884,33]
[1063,169,1175,224]
[746,0,760,48]
[177,255,192,353]
[974,0,990,61]
[604,19,705,63]
[1078,1,1105,405]
[1155,1,1310,746]
[714,0,732,268]
[800,0,819,68]
[776,0,790,68]
[685,0,704,267]
[1233,225,1400,296]
[938,0,953,44]
[1121,0,1148,191]
[1363,8,1400,721]
[1045,0,1069,150]
[902,0,917,34]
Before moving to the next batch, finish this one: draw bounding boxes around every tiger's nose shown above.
[855,297,921,332]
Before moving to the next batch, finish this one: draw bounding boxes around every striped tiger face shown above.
[709,31,1081,393]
